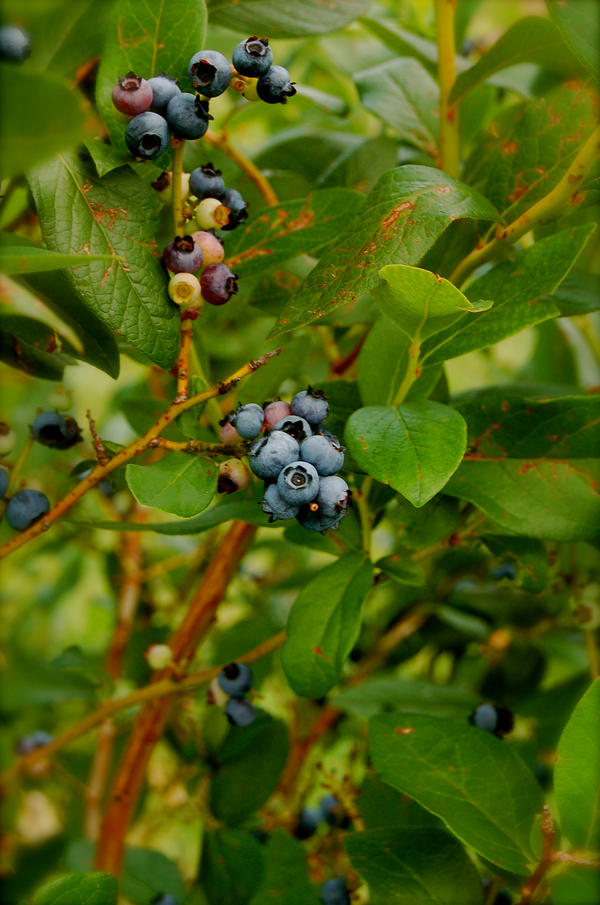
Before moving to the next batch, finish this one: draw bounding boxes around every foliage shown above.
[0,1,599,904]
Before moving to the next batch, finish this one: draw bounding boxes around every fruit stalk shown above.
[171,139,186,235]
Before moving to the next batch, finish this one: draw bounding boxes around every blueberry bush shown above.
[0,0,599,903]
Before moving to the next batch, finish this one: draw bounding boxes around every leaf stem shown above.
[434,0,460,178]
[392,338,421,406]
[171,139,186,235]
[204,128,279,206]
[450,124,600,288]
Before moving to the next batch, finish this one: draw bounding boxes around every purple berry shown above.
[200,263,238,306]
[112,72,153,116]
[162,235,204,274]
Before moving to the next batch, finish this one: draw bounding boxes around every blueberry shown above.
[191,230,224,265]
[200,263,238,306]
[0,24,30,62]
[232,36,273,77]
[262,482,299,522]
[231,403,264,439]
[148,73,181,114]
[263,400,291,431]
[5,489,50,531]
[32,411,82,450]
[291,388,328,426]
[314,475,349,519]
[217,459,250,494]
[320,877,350,905]
[296,506,341,534]
[492,562,517,581]
[190,163,225,200]
[0,466,9,498]
[150,895,179,905]
[125,111,170,159]
[162,235,203,274]
[319,795,348,827]
[294,806,321,840]
[273,414,312,443]
[188,49,231,97]
[195,197,231,230]
[112,72,153,116]
[166,93,210,140]
[225,697,256,727]
[218,662,253,697]
[219,188,248,231]
[168,272,202,307]
[300,433,344,476]
[277,461,319,506]
[257,65,296,104]
[469,703,514,738]
[249,431,299,480]
[16,730,53,756]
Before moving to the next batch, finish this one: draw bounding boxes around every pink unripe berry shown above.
[191,230,225,265]
[168,272,202,307]
[263,400,292,431]
[112,72,153,116]
[218,458,250,493]
[195,197,230,230]
[220,420,241,442]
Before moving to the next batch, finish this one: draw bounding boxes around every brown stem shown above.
[86,410,110,466]
[516,806,555,905]
[175,318,194,402]
[94,521,257,875]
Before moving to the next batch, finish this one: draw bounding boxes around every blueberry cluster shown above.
[469,703,514,738]
[217,662,256,727]
[224,389,349,533]
[113,36,294,162]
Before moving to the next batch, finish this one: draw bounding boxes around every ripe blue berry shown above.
[150,895,179,905]
[315,475,349,519]
[249,431,299,480]
[0,466,9,498]
[220,188,248,231]
[300,433,344,476]
[162,235,203,274]
[218,662,253,697]
[200,263,239,306]
[492,562,517,581]
[190,163,225,200]
[232,37,273,77]
[257,65,296,104]
[225,697,256,727]
[291,388,328,426]
[273,414,312,443]
[112,72,153,116]
[32,411,82,450]
[319,795,348,827]
[277,461,319,505]
[262,483,299,522]
[148,74,181,115]
[231,403,264,439]
[188,49,231,97]
[125,111,170,159]
[294,806,321,840]
[469,703,514,738]
[320,877,350,905]
[296,506,341,534]
[0,24,30,62]
[6,489,50,531]
[166,93,210,139]
[16,730,53,755]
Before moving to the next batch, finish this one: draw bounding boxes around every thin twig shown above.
[86,410,110,466]
[204,129,279,206]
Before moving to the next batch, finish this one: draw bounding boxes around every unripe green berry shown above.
[218,458,250,493]
[48,386,72,412]
[0,424,16,455]
[168,272,202,307]
[195,197,230,230]
[146,644,173,670]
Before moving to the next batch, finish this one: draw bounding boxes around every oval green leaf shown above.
[126,454,217,518]
[33,872,117,905]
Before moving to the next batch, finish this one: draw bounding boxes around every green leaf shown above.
[33,872,117,905]
[0,238,112,275]
[96,0,206,151]
[375,554,425,587]
[360,19,439,68]
[126,454,217,518]
[369,712,543,874]
[445,459,600,542]
[551,866,600,905]
[206,0,370,37]
[28,153,179,369]
[345,402,467,507]
[270,165,497,338]
[549,270,600,317]
[0,65,91,178]
[547,0,600,83]
[358,317,410,406]
[377,264,493,341]
[120,847,187,905]
[211,710,289,826]
[555,679,600,851]
[423,225,596,364]
[225,189,363,278]
[200,830,264,905]
[333,677,478,720]
[249,831,314,905]
[345,827,483,905]
[281,555,373,698]
[354,59,439,155]
[0,315,76,381]
[451,16,580,102]
[357,777,444,831]
[316,135,399,193]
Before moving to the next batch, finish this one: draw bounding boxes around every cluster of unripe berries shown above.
[112,36,294,161]
[216,661,256,727]
[1,411,83,532]
[222,388,350,533]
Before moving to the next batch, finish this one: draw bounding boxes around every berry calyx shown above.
[125,111,170,159]
[168,272,202,306]
[273,414,312,443]
[112,72,153,116]
[163,235,204,274]
[257,65,296,104]
[232,36,273,77]
[200,263,239,306]
[277,460,319,505]
[218,458,250,494]
[32,411,82,450]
